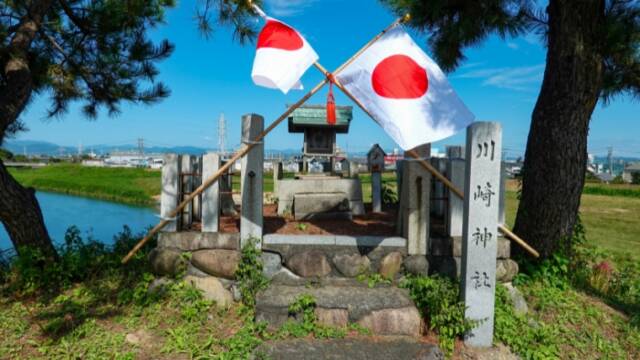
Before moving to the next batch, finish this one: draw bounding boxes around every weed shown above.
[400,275,477,356]
[235,238,269,308]
[356,273,391,288]
[295,222,308,231]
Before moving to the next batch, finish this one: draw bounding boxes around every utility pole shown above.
[78,142,83,157]
[607,146,613,174]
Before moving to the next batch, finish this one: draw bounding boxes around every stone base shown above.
[256,284,423,336]
[276,178,365,217]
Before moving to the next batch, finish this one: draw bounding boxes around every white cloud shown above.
[507,42,519,50]
[266,0,318,17]
[456,64,545,91]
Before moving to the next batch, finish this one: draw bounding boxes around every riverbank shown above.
[9,164,161,206]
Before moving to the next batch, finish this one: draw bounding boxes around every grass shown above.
[9,164,161,206]
[504,190,640,261]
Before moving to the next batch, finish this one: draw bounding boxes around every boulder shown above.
[496,259,519,283]
[286,250,331,278]
[333,253,371,277]
[379,252,403,279]
[184,275,234,308]
[191,249,241,279]
[148,277,172,295]
[148,248,185,276]
[503,282,528,315]
[271,268,305,286]
[403,255,429,276]
[315,308,349,328]
[261,251,283,279]
[357,306,422,336]
[186,263,210,278]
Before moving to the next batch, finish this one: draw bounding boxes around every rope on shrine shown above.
[326,72,337,125]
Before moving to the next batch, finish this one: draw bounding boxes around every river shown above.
[0,191,158,251]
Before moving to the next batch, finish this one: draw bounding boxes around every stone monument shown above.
[460,122,502,347]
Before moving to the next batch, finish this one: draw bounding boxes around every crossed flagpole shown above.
[122,12,538,264]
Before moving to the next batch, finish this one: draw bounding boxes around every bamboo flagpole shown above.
[121,16,410,264]
[312,62,540,258]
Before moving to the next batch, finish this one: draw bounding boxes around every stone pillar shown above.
[400,161,430,255]
[241,114,264,248]
[446,145,464,159]
[274,161,283,194]
[460,122,502,347]
[161,154,179,232]
[348,161,357,178]
[446,159,465,237]
[180,155,194,230]
[499,161,506,225]
[202,153,221,232]
[342,161,351,178]
[431,158,447,218]
[371,172,382,212]
[193,156,203,222]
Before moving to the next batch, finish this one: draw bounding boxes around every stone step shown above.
[253,337,444,360]
[255,284,423,337]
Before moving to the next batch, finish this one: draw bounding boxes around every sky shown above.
[14,0,640,158]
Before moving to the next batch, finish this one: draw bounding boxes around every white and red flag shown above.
[251,15,318,94]
[336,27,475,150]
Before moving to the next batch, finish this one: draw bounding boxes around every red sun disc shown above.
[372,54,428,99]
[256,20,304,51]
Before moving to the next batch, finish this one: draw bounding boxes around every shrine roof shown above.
[288,105,352,133]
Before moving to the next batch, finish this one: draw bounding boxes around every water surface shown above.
[0,191,157,251]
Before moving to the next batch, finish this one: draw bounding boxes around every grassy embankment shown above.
[9,164,161,206]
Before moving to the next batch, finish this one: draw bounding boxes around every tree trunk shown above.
[0,160,57,259]
[513,0,605,259]
[0,0,57,259]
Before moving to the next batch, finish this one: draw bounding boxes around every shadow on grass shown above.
[1,226,167,341]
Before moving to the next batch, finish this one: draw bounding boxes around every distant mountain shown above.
[2,140,308,157]
[3,140,73,156]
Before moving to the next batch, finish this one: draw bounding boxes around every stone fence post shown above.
[161,154,179,232]
[241,114,264,248]
[400,161,430,256]
[460,122,502,347]
[202,153,221,232]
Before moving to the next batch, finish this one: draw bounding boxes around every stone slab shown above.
[254,338,444,360]
[293,192,351,220]
[263,234,406,248]
[158,232,239,251]
[255,285,418,331]
[276,178,364,216]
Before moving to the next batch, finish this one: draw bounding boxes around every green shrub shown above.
[400,275,477,356]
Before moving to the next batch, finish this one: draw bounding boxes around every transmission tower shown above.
[218,113,227,155]
[607,146,613,174]
[137,138,145,158]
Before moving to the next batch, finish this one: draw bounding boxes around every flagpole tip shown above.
[403,13,411,23]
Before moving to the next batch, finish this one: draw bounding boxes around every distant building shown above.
[622,162,640,183]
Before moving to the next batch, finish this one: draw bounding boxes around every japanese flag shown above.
[252,17,318,94]
[336,27,475,150]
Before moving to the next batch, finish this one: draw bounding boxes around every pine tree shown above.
[382,0,640,258]
[0,0,260,260]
